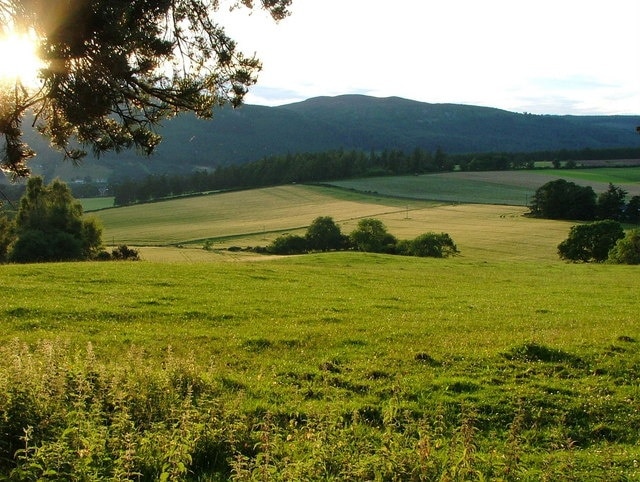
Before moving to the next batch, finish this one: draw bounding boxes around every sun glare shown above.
[0,31,44,87]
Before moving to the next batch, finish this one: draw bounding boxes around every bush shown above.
[305,216,348,252]
[350,218,397,253]
[608,229,640,264]
[400,232,459,258]
[558,220,624,262]
[111,245,140,261]
[8,230,53,263]
[266,234,307,255]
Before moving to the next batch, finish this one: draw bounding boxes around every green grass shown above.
[539,167,640,184]
[79,196,115,211]
[328,174,536,205]
[329,168,640,205]
[2,255,640,479]
[3,179,640,479]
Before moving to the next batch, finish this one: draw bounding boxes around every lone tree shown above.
[557,220,624,263]
[8,176,104,262]
[0,0,291,178]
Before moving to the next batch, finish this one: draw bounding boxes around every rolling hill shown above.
[24,94,640,181]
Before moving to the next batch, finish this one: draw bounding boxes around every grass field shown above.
[80,196,115,211]
[3,177,640,479]
[2,256,639,479]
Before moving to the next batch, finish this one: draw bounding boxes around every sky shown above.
[219,0,640,115]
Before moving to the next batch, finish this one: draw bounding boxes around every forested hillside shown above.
[21,95,639,182]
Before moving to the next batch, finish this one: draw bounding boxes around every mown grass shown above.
[96,184,573,262]
[2,255,640,479]
[79,196,115,212]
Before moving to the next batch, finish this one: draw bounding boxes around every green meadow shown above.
[328,168,640,205]
[2,176,640,480]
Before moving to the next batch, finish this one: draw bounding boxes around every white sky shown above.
[219,0,640,115]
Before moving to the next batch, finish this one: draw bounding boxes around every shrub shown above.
[8,229,53,263]
[266,234,307,255]
[94,250,113,261]
[350,218,397,253]
[401,232,459,258]
[111,245,140,261]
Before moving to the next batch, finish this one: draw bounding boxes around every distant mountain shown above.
[24,94,640,181]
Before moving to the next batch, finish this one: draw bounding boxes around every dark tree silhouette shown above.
[0,0,291,177]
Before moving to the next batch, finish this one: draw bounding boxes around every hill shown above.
[23,94,640,181]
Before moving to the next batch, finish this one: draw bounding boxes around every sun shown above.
[0,31,44,87]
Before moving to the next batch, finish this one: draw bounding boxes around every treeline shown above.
[3,146,639,208]
[452,146,640,171]
[112,145,640,206]
[111,147,454,205]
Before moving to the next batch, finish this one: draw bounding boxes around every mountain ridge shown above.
[23,94,640,181]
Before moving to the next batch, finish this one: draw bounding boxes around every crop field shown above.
[3,179,640,479]
[96,184,573,262]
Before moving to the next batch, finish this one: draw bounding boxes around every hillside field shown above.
[327,168,640,205]
[96,184,577,263]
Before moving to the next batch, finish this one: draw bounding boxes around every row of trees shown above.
[529,180,640,222]
[112,148,454,205]
[452,147,640,172]
[110,146,640,207]
[263,216,459,258]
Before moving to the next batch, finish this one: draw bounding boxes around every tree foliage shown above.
[7,177,103,262]
[529,179,596,220]
[0,0,291,177]
[398,232,459,258]
[265,217,459,259]
[607,229,640,265]
[0,214,14,262]
[349,218,397,254]
[266,233,307,255]
[305,216,348,252]
[557,220,624,262]
[596,183,627,221]
[624,195,640,223]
